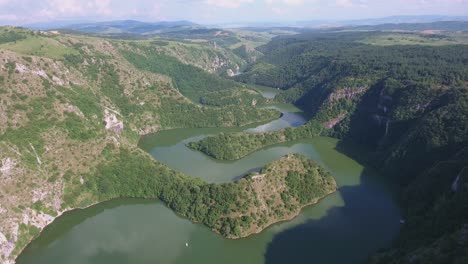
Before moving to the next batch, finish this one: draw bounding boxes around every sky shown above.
[0,0,467,25]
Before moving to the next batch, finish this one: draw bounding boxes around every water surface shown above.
[17,103,400,264]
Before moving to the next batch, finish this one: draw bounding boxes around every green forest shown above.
[1,23,467,264]
[68,149,335,239]
[188,30,468,263]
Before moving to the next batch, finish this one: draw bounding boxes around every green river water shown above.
[17,102,401,264]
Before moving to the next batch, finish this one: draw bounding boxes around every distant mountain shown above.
[24,20,93,30]
[24,20,199,35]
[24,16,468,37]
[236,20,468,33]
[62,20,199,35]
[351,21,468,31]
[218,15,468,29]
[340,15,468,26]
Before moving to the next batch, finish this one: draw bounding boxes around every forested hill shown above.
[0,26,282,263]
[192,30,468,263]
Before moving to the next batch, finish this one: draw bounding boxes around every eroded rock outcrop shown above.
[324,113,347,129]
[104,109,124,135]
[326,86,369,103]
[0,158,16,178]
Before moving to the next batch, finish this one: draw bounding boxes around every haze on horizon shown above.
[0,0,467,26]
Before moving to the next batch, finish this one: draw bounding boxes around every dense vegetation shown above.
[121,47,242,103]
[0,28,27,44]
[192,31,468,159]
[187,121,323,160]
[1,25,467,264]
[74,150,335,238]
[60,42,279,130]
[0,27,288,263]
[190,30,468,262]
[370,152,468,264]
[199,88,267,107]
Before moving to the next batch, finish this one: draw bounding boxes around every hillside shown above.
[1,22,467,264]
[218,154,337,238]
[0,26,287,263]
[50,20,291,67]
[61,20,198,35]
[189,30,468,262]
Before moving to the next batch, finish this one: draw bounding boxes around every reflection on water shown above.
[17,100,400,264]
[244,112,307,133]
[141,103,310,183]
[18,137,401,264]
[253,85,280,100]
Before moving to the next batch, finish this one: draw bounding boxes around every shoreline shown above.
[225,188,338,240]
[13,200,102,263]
[13,105,317,263]
[15,172,337,263]
[16,188,338,262]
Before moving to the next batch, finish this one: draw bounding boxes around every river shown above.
[17,100,401,264]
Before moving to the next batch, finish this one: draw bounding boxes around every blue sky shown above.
[0,0,467,25]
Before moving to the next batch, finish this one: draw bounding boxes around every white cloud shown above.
[47,0,85,15]
[0,0,467,25]
[271,7,284,15]
[0,14,17,21]
[94,0,112,15]
[25,0,112,21]
[336,0,352,7]
[282,0,305,6]
[0,0,11,5]
[265,0,307,6]
[336,0,368,8]
[204,0,255,8]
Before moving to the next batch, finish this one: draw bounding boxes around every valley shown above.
[0,19,466,264]
[17,137,400,264]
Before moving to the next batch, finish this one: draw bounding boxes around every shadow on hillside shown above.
[264,165,401,264]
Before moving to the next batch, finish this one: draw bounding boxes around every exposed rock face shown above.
[208,55,228,73]
[0,158,15,178]
[22,209,55,229]
[104,109,124,135]
[0,223,17,264]
[324,113,347,129]
[138,125,160,136]
[15,63,28,73]
[31,69,47,78]
[326,86,369,103]
[64,103,84,118]
[52,75,65,86]
[227,65,240,77]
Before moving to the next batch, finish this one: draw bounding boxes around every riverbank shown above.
[8,101,299,263]
[17,137,401,264]
[15,153,337,262]
[209,154,338,239]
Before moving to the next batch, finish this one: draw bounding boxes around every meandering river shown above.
[17,101,401,264]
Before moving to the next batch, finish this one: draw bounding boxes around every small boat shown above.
[185,242,189,247]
